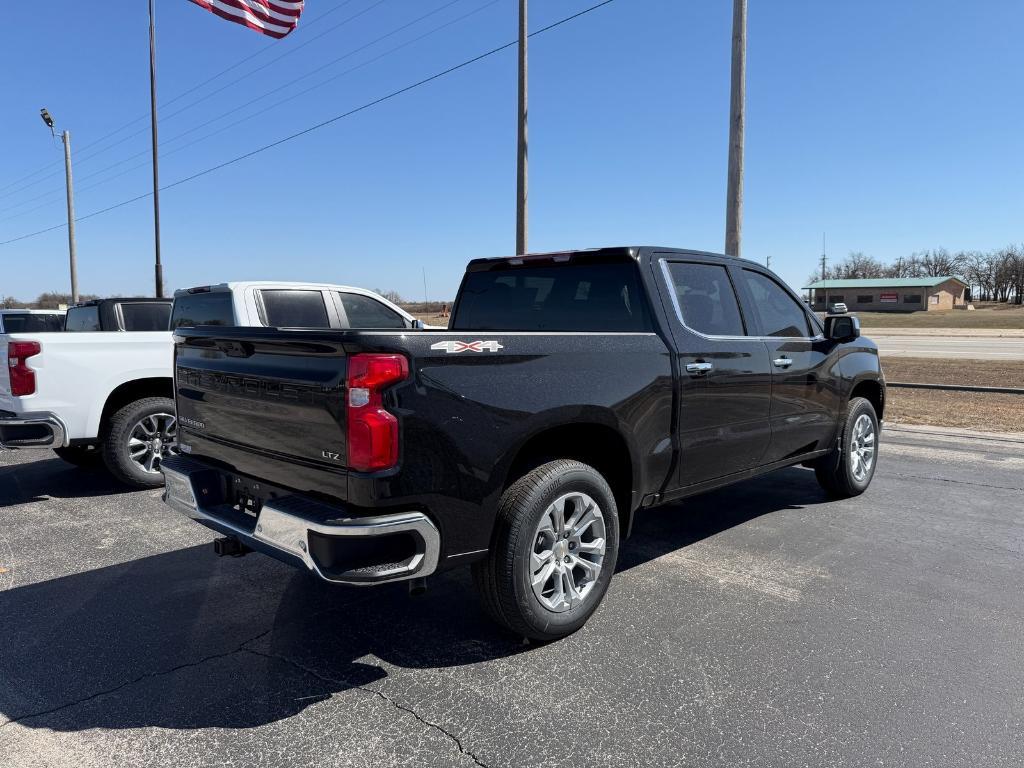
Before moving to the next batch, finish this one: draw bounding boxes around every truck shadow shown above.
[0,467,827,732]
[0,457,136,507]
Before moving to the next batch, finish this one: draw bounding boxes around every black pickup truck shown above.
[162,247,884,640]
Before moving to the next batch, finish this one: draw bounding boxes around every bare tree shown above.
[912,248,965,278]
[372,289,404,304]
[33,291,99,309]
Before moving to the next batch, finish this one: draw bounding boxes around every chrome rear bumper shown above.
[0,410,68,449]
[160,456,439,585]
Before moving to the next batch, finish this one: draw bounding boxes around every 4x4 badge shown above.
[430,340,504,354]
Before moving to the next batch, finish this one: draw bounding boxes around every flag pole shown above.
[148,0,165,298]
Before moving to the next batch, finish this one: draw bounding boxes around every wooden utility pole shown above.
[724,0,746,258]
[149,0,165,298]
[61,131,79,304]
[515,0,528,255]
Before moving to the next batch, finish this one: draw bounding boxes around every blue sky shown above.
[2,0,1021,301]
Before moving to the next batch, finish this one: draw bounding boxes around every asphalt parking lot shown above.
[1,427,1022,767]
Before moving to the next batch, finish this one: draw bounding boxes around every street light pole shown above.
[60,129,78,303]
[148,0,165,298]
[515,0,528,255]
[61,130,79,304]
[724,0,746,258]
[40,108,78,304]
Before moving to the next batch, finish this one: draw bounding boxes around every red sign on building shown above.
[880,292,898,303]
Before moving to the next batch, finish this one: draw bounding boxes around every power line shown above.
[153,0,499,159]
[0,0,363,195]
[0,0,618,249]
[70,0,390,170]
[0,0,479,217]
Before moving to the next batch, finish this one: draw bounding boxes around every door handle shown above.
[685,361,714,375]
[773,357,793,368]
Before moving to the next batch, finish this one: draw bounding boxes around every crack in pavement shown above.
[0,580,386,733]
[242,647,490,768]
[0,625,275,731]
[878,471,1024,492]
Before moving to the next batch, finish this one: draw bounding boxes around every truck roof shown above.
[464,246,766,271]
[71,298,171,307]
[175,281,390,296]
[0,309,66,315]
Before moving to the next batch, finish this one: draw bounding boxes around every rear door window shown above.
[338,293,406,328]
[120,302,171,331]
[452,261,652,332]
[664,262,745,336]
[259,290,330,328]
[64,306,102,332]
[171,291,235,329]
[738,269,812,338]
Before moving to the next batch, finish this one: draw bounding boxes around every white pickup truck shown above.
[2,283,427,489]
[1,298,176,488]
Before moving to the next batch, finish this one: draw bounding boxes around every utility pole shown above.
[40,108,78,304]
[766,254,771,269]
[724,0,746,257]
[149,0,165,298]
[515,0,528,255]
[61,131,79,304]
[820,233,827,280]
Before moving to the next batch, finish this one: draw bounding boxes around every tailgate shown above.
[174,328,349,483]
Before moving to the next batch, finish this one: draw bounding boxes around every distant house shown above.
[802,276,968,312]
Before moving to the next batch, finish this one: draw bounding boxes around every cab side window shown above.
[738,269,812,338]
[259,290,330,328]
[338,293,406,329]
[665,262,746,336]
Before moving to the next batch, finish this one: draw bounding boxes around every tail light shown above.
[346,353,409,472]
[8,341,41,396]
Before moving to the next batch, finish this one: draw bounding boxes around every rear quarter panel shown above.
[0,332,173,439]
[351,330,675,557]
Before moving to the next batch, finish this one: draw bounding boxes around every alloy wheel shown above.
[849,413,876,482]
[128,413,178,474]
[530,492,607,613]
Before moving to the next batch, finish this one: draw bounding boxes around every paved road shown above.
[1,430,1022,767]
[872,334,1024,359]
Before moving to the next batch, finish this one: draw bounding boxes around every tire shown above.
[53,445,102,469]
[472,460,620,641]
[101,397,178,489]
[814,396,879,498]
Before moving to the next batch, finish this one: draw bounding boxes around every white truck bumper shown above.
[0,410,68,449]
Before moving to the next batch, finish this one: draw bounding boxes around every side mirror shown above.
[411,318,426,330]
[826,314,860,341]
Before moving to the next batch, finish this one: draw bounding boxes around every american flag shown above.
[188,0,305,39]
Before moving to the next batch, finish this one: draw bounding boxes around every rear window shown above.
[64,306,102,332]
[260,290,330,328]
[171,291,235,329]
[120,302,171,331]
[452,260,652,332]
[1,313,65,333]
